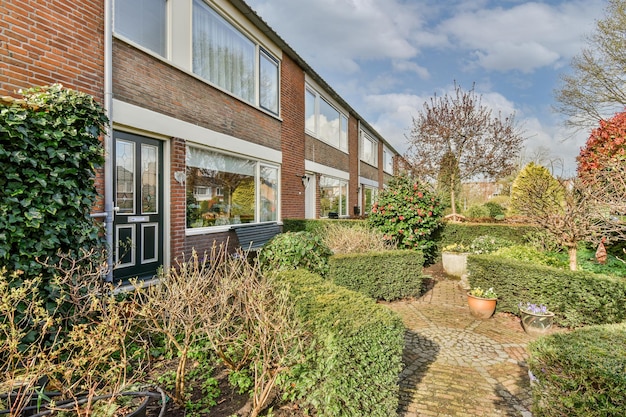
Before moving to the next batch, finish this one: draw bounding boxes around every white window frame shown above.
[360,129,378,167]
[305,83,349,152]
[186,145,280,232]
[383,145,393,174]
[191,0,280,115]
[113,0,169,58]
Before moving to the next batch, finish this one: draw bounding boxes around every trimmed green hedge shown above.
[528,323,626,416]
[329,250,425,301]
[282,218,366,234]
[275,269,404,417]
[467,254,626,327]
[437,223,536,249]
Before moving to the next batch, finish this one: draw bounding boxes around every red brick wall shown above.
[360,162,378,181]
[1,0,106,211]
[279,54,306,218]
[113,40,281,151]
[304,135,350,170]
[170,137,187,263]
[0,0,104,101]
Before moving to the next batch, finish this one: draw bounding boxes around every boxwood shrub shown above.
[282,218,366,234]
[437,223,536,250]
[467,254,626,327]
[275,269,404,417]
[329,250,425,301]
[528,323,626,416]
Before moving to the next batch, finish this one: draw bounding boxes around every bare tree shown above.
[554,0,626,129]
[407,82,525,218]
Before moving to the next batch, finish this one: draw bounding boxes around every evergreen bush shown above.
[329,250,425,300]
[467,254,626,327]
[275,269,404,417]
[528,323,626,416]
[0,85,107,279]
[259,231,333,277]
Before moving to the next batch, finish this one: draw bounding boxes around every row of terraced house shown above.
[1,0,400,281]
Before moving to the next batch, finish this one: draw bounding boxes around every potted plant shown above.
[518,302,555,335]
[441,243,470,277]
[467,287,498,319]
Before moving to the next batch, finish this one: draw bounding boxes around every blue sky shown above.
[245,0,607,177]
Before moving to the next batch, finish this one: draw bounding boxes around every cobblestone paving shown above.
[387,272,542,417]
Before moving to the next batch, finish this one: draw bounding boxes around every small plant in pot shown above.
[467,287,498,319]
[518,302,555,335]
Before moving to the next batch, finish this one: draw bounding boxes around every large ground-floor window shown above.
[186,146,278,229]
[319,175,348,218]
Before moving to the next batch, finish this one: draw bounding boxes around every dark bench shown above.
[231,222,281,251]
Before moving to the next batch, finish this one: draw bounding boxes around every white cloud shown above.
[246,0,424,72]
[437,0,603,72]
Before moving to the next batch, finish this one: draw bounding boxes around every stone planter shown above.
[442,252,469,278]
[467,293,497,319]
[520,310,555,335]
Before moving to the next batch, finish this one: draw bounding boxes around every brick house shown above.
[1,0,399,281]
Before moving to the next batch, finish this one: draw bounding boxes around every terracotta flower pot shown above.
[467,293,497,319]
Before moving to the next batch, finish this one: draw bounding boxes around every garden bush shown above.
[329,250,425,301]
[483,201,506,218]
[368,175,443,263]
[437,222,536,251]
[528,322,626,416]
[0,85,106,280]
[282,219,365,234]
[259,231,333,277]
[469,235,514,254]
[463,204,490,220]
[275,269,404,417]
[467,254,626,327]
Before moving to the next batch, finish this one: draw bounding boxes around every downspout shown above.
[103,0,114,281]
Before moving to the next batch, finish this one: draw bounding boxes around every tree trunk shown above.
[450,173,457,216]
[568,246,578,271]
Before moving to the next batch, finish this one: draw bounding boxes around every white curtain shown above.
[192,0,255,103]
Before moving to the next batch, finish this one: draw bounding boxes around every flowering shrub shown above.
[469,235,514,254]
[519,302,551,315]
[368,176,443,261]
[469,287,498,299]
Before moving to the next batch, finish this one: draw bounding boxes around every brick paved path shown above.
[387,274,539,417]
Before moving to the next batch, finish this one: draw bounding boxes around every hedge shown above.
[467,254,626,327]
[282,218,366,234]
[528,323,626,416]
[329,250,425,301]
[275,269,404,417]
[437,222,537,249]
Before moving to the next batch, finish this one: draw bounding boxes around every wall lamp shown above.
[300,174,310,187]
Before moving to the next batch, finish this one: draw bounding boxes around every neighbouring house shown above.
[1,0,399,281]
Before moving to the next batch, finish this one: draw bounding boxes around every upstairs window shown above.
[114,0,167,57]
[360,130,377,166]
[383,146,394,174]
[192,0,279,114]
[305,85,348,152]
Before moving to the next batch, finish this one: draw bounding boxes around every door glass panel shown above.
[260,165,278,222]
[141,144,158,214]
[116,140,135,214]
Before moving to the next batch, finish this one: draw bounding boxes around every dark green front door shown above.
[113,131,163,282]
